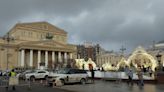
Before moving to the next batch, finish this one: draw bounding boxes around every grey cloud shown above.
[0,0,164,53]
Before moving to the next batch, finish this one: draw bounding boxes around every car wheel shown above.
[80,79,86,85]
[30,76,35,81]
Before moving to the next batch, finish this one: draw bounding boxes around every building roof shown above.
[9,21,67,34]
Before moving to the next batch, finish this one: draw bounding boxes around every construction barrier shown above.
[0,76,31,89]
[0,76,9,87]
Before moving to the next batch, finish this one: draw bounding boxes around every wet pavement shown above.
[59,80,164,92]
[0,83,74,92]
[0,80,164,92]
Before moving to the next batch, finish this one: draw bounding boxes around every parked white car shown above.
[25,70,49,80]
[48,68,89,86]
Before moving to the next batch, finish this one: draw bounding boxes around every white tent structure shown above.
[75,59,86,69]
[75,58,97,70]
[116,57,129,70]
[102,63,115,71]
[127,46,157,71]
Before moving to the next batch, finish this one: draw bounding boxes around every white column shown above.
[38,50,41,69]
[21,49,25,67]
[70,53,73,59]
[18,50,21,66]
[64,52,67,63]
[45,51,48,68]
[58,52,62,63]
[52,51,55,64]
[30,50,33,67]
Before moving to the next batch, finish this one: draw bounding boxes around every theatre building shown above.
[0,22,77,70]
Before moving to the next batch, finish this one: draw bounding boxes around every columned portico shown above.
[18,49,73,69]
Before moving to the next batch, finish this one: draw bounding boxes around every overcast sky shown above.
[0,0,164,53]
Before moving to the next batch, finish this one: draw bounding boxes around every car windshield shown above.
[57,69,69,74]
[29,70,37,73]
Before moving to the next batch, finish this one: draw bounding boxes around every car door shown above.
[66,69,76,83]
[74,69,84,82]
[36,70,46,79]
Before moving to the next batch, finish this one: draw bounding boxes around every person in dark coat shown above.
[91,68,95,83]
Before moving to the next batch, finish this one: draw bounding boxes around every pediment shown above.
[19,40,66,48]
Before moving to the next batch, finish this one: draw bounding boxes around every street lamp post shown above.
[120,45,126,57]
[3,32,14,70]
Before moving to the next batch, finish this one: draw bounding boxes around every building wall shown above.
[76,44,99,61]
[0,46,18,70]
[0,22,76,70]
[11,28,67,44]
[96,53,121,67]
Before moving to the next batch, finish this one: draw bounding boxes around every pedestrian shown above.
[127,69,133,86]
[154,68,157,79]
[9,69,17,90]
[82,64,85,70]
[124,66,129,75]
[137,68,144,86]
[148,67,152,77]
[101,67,104,71]
[90,67,95,83]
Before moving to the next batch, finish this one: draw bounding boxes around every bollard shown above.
[40,80,43,84]
[55,79,62,87]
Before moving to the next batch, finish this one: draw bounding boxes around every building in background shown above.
[96,50,121,68]
[147,41,164,68]
[0,21,76,70]
[76,42,121,68]
[76,42,100,62]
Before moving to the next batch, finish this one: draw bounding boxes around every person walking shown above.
[137,68,144,86]
[148,67,153,77]
[127,69,133,86]
[9,69,17,90]
[90,67,95,83]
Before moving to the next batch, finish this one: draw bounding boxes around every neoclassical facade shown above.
[96,52,121,67]
[0,22,77,70]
